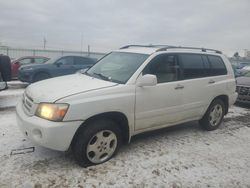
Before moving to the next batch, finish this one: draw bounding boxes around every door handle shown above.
[175,84,184,90]
[208,80,215,84]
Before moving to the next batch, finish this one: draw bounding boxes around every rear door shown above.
[52,56,75,76]
[177,53,211,120]
[206,55,228,102]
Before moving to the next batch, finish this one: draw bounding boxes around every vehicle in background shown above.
[11,56,49,79]
[235,62,250,69]
[18,55,97,83]
[16,45,237,166]
[231,60,250,77]
[237,66,250,76]
[231,64,241,77]
[236,71,250,104]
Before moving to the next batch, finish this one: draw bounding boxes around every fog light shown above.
[32,129,42,140]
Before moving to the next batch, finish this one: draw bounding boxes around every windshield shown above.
[86,52,149,84]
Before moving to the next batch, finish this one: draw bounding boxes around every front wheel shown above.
[199,99,225,131]
[72,118,122,167]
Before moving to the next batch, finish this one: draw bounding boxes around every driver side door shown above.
[52,56,75,77]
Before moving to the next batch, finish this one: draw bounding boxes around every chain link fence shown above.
[0,46,106,60]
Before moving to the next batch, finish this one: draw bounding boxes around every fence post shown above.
[88,45,90,56]
[6,47,9,56]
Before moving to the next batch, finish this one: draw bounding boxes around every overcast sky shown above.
[0,0,249,56]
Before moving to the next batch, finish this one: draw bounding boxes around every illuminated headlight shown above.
[35,103,69,121]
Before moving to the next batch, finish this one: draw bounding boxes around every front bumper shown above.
[18,71,33,83]
[229,92,238,106]
[16,100,83,151]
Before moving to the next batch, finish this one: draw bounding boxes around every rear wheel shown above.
[33,72,50,82]
[72,118,122,167]
[199,99,225,131]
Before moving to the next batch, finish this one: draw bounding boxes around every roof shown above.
[115,45,223,55]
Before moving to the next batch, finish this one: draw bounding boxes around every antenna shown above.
[43,37,47,49]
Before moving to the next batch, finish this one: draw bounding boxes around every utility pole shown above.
[244,49,248,57]
[81,33,83,52]
[88,45,90,56]
[43,37,47,49]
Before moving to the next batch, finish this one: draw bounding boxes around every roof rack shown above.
[120,44,174,49]
[156,46,222,54]
[120,45,222,54]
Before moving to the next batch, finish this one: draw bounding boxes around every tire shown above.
[199,99,225,131]
[33,72,50,82]
[72,118,122,167]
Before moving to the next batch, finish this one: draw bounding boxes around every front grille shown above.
[22,92,36,115]
[236,86,250,96]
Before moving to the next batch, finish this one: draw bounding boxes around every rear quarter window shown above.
[207,55,227,76]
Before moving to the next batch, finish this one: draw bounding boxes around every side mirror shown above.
[55,62,62,67]
[137,74,157,87]
[14,61,20,65]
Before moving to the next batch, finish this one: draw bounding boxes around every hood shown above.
[236,76,250,86]
[25,73,118,103]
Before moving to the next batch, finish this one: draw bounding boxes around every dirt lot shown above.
[0,102,250,187]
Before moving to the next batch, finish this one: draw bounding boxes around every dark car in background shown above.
[18,55,97,83]
[236,71,250,104]
[11,56,49,79]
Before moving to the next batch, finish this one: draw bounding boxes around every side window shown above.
[74,57,93,65]
[143,54,179,83]
[34,58,48,64]
[179,54,206,79]
[56,57,74,65]
[19,58,32,65]
[201,55,210,76]
[207,55,227,76]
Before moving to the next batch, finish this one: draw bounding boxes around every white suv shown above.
[16,45,237,166]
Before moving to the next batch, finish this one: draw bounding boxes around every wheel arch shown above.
[212,95,229,114]
[32,70,51,81]
[71,111,130,147]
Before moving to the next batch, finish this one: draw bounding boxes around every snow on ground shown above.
[0,105,250,187]
[0,88,24,108]
[0,81,26,108]
[7,81,29,89]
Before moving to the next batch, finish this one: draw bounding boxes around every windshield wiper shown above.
[93,73,110,81]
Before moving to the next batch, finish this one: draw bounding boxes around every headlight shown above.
[35,103,69,121]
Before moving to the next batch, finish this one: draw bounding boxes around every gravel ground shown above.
[0,104,250,187]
